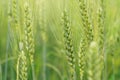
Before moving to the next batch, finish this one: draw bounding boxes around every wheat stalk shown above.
[62,10,75,80]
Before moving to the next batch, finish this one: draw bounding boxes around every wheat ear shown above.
[78,38,86,80]
[24,3,34,64]
[24,3,35,80]
[12,0,20,36]
[12,0,18,24]
[78,0,93,79]
[87,41,102,80]
[16,51,27,80]
[97,0,104,55]
[78,0,93,46]
[62,10,75,80]
[97,0,105,79]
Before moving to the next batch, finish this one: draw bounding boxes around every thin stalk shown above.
[31,62,36,80]
[112,54,115,80]
[4,1,12,80]
[0,64,2,80]
[43,41,46,80]
[39,0,47,80]
[5,9,11,80]
[5,23,10,80]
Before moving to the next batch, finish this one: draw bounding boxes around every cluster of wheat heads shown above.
[7,0,105,79]
[61,0,105,80]
[8,0,35,80]
[78,0,105,80]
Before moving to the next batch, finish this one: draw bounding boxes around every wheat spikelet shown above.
[87,41,102,80]
[11,0,20,42]
[62,10,75,80]
[16,51,27,80]
[24,3,34,64]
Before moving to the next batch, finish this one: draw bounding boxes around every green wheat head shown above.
[97,0,105,55]
[12,0,21,37]
[62,10,75,80]
[39,0,47,42]
[24,3,34,64]
[12,0,18,24]
[78,0,93,46]
[78,0,94,80]
[97,0,105,79]
[11,0,19,42]
[87,41,103,80]
[16,50,27,80]
[8,0,12,22]
[78,38,86,80]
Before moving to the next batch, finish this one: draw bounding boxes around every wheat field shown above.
[0,0,120,80]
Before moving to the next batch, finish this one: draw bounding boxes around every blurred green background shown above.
[0,0,120,80]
